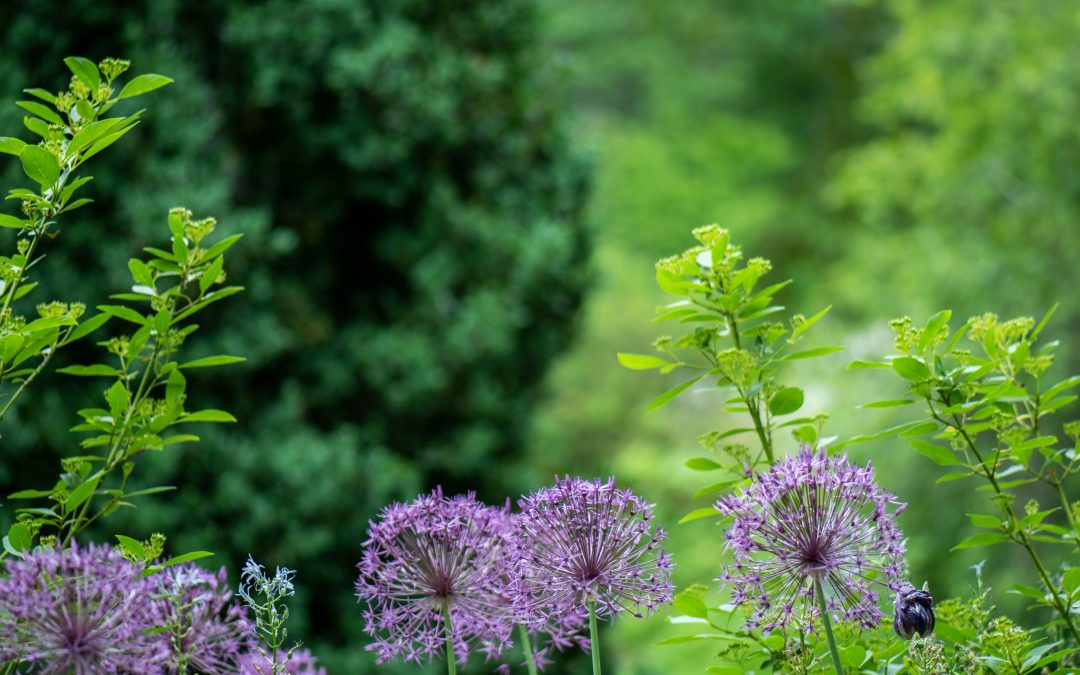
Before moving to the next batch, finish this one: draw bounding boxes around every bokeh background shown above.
[2,0,1079,672]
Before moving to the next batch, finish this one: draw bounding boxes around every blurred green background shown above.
[2,0,1080,673]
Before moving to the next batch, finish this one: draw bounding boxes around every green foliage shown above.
[0,2,589,669]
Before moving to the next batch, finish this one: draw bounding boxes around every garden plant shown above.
[1,57,1078,675]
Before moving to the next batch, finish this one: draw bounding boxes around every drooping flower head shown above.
[893,582,935,640]
[0,542,167,674]
[355,488,515,665]
[715,446,907,634]
[150,564,252,673]
[516,477,674,623]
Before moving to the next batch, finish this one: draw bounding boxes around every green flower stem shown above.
[519,624,539,675]
[1053,480,1080,554]
[588,598,602,675]
[444,605,457,675]
[815,580,844,675]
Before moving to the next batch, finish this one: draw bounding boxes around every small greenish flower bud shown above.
[1024,499,1039,516]
[991,492,1014,512]
[99,58,131,81]
[1023,354,1053,377]
[691,224,729,248]
[721,444,750,465]
[55,91,76,113]
[1000,317,1034,343]
[146,532,167,559]
[906,635,945,672]
[654,255,682,276]
[715,348,756,387]
[1064,421,1080,442]
[950,348,972,365]
[60,457,87,476]
[122,461,135,479]
[38,534,57,549]
[889,316,917,352]
[36,301,68,319]
[185,216,217,245]
[967,313,998,342]
[981,617,1030,666]
[69,76,90,99]
[989,411,1014,432]
[652,336,673,354]
[1000,427,1030,448]
[105,336,129,356]
[69,302,86,320]
[746,257,772,276]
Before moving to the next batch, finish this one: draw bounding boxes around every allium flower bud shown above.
[893,582,935,639]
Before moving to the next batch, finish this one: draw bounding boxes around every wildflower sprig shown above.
[851,307,1080,643]
[238,556,301,675]
[619,225,840,509]
[0,57,172,424]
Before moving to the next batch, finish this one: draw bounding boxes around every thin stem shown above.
[588,598,602,675]
[444,604,457,675]
[727,313,774,464]
[815,580,844,675]
[518,624,539,675]
[1054,481,1080,555]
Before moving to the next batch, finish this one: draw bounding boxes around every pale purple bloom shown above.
[715,446,907,634]
[237,647,326,674]
[150,564,252,673]
[515,477,674,623]
[0,542,167,674]
[355,488,515,665]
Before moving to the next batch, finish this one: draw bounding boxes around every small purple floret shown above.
[715,446,907,634]
[515,477,674,623]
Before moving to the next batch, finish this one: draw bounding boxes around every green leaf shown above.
[0,136,28,155]
[0,214,29,229]
[967,513,1004,529]
[898,420,939,438]
[96,304,146,325]
[179,355,246,369]
[22,88,57,104]
[645,374,704,415]
[847,359,891,369]
[159,550,214,567]
[106,381,130,417]
[57,364,122,377]
[950,532,1010,551]
[7,523,32,552]
[858,399,916,409]
[199,254,225,294]
[68,118,124,156]
[64,56,101,90]
[839,645,867,669]
[116,74,174,100]
[783,345,844,361]
[64,312,110,343]
[918,310,952,352]
[685,457,723,471]
[691,480,741,499]
[16,100,64,126]
[64,475,101,515]
[678,507,720,524]
[617,353,671,370]
[181,409,237,423]
[8,489,52,499]
[909,439,961,466]
[673,592,709,619]
[790,305,831,341]
[892,356,930,380]
[19,145,60,188]
[768,387,804,416]
[115,534,146,560]
[1032,303,1059,340]
[202,233,243,260]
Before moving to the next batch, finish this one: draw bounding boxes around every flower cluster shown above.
[356,479,672,669]
[715,446,907,634]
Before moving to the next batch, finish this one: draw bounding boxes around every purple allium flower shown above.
[355,488,515,665]
[237,647,326,675]
[0,542,167,674]
[150,564,252,673]
[515,477,674,623]
[715,446,907,634]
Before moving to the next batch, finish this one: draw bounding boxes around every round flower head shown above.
[0,542,167,674]
[516,477,674,623]
[715,446,907,633]
[355,488,515,665]
[150,564,252,673]
[893,582,935,640]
